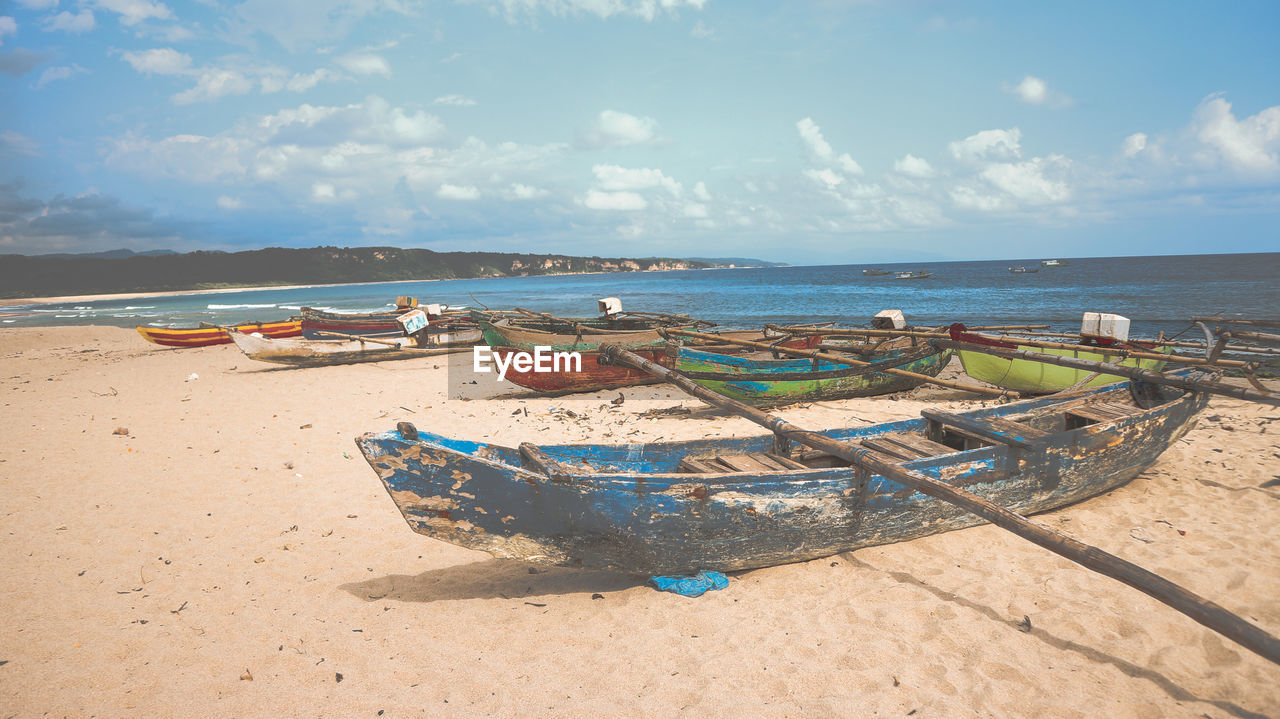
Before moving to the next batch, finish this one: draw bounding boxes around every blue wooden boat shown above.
[355,373,1208,575]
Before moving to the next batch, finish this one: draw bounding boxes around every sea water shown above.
[2,252,1276,339]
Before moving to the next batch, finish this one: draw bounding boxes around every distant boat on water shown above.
[1041,259,1069,267]
[1009,266,1039,274]
[862,268,891,276]
[895,269,932,280]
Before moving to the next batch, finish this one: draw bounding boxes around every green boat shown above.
[949,324,1171,393]
[671,339,953,407]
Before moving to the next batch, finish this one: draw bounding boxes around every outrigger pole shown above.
[598,344,1280,665]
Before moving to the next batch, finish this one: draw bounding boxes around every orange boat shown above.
[135,320,303,348]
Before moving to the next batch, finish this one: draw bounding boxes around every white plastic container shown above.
[421,303,444,316]
[598,297,623,315]
[1080,312,1130,342]
[872,309,906,330]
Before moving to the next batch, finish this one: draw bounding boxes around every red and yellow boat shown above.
[135,320,303,348]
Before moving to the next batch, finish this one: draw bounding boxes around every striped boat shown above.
[135,320,302,348]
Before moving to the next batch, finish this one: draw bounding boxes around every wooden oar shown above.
[959,331,1256,369]
[1005,331,1280,357]
[1192,315,1280,330]
[314,330,404,347]
[662,327,1017,398]
[598,344,1280,666]
[932,338,1278,406]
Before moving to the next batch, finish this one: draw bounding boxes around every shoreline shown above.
[1,278,443,306]
[0,266,729,307]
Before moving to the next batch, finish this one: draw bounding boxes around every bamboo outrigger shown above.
[593,344,1280,665]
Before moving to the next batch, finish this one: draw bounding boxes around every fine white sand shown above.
[2,326,1277,717]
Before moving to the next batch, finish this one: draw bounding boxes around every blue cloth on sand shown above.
[648,571,729,597]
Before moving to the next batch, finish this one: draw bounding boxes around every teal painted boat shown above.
[672,341,954,407]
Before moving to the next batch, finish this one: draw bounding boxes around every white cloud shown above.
[506,183,547,199]
[231,0,411,53]
[438,183,480,200]
[14,0,57,8]
[592,164,681,195]
[894,154,935,178]
[0,17,16,45]
[336,52,390,77]
[1121,132,1147,159]
[691,20,713,38]
[584,190,647,210]
[796,117,833,161]
[217,195,244,210]
[44,10,96,33]
[93,0,173,26]
[1013,75,1046,104]
[485,0,707,22]
[121,47,191,75]
[693,181,710,201]
[36,64,87,87]
[434,94,477,106]
[283,68,334,92]
[0,130,40,157]
[978,155,1072,204]
[579,110,658,148]
[173,68,254,104]
[837,154,863,176]
[948,184,1009,212]
[1192,95,1280,175]
[1007,75,1073,108]
[948,128,1022,163]
[804,168,843,189]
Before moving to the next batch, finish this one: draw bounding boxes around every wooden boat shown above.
[229,326,483,366]
[136,320,301,348]
[1008,266,1039,274]
[486,331,821,395]
[475,314,706,353]
[672,338,953,406]
[949,324,1171,393]
[861,268,891,276]
[895,270,932,279]
[1041,259,1069,267]
[299,306,471,334]
[355,372,1209,575]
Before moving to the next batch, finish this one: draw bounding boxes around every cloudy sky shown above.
[1,1,1278,263]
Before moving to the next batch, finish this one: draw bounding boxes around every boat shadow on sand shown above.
[842,555,1270,719]
[339,558,640,603]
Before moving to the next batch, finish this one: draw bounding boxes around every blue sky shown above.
[1,0,1278,264]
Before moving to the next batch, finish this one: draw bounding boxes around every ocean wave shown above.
[207,303,279,310]
[124,306,156,310]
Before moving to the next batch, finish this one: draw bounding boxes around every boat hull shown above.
[230,328,482,366]
[957,346,1169,393]
[476,317,693,353]
[136,320,302,348]
[488,332,822,395]
[356,377,1208,575]
[674,344,952,406]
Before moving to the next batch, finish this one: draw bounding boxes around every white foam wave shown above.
[207,303,278,310]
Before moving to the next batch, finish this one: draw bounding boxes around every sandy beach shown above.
[2,325,1278,717]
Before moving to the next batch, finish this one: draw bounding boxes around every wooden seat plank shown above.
[921,410,1046,449]
[860,437,924,461]
[715,454,777,473]
[1094,401,1142,417]
[881,433,957,458]
[758,452,808,470]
